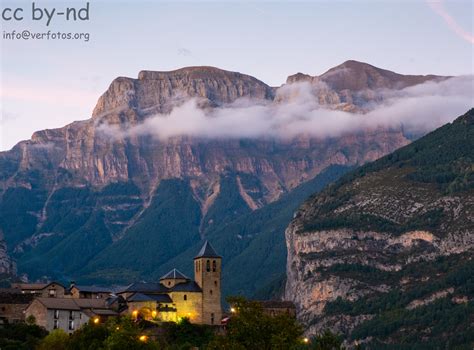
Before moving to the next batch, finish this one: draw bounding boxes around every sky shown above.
[1,0,473,151]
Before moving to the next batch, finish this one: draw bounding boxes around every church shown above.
[118,241,222,325]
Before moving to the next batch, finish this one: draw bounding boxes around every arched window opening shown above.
[184,294,187,301]
[212,260,217,272]
[206,260,210,272]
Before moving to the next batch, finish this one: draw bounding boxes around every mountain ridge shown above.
[0,62,453,297]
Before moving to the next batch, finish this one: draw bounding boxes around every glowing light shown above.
[93,317,100,324]
[187,312,192,317]
[151,311,157,318]
[116,326,120,330]
[230,307,236,313]
[139,335,148,342]
[303,337,309,344]
[132,310,138,318]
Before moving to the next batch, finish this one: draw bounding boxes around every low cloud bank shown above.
[97,75,473,141]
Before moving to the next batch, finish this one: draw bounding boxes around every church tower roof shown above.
[160,268,189,280]
[194,241,221,259]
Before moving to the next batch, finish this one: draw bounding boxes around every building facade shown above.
[25,297,119,333]
[121,241,222,325]
[0,289,34,324]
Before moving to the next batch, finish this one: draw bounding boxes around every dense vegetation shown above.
[331,108,474,194]
[69,165,348,300]
[6,162,347,300]
[301,109,474,236]
[0,297,343,350]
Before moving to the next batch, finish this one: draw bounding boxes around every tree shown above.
[102,317,159,350]
[37,329,70,350]
[207,296,303,350]
[0,323,48,350]
[311,330,345,350]
[67,321,110,350]
[25,314,36,325]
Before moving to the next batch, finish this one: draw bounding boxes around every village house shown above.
[69,283,112,299]
[11,281,67,298]
[259,300,297,317]
[119,241,222,325]
[0,288,35,324]
[24,297,120,333]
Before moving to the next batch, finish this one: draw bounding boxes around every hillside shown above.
[285,109,474,348]
[0,62,445,296]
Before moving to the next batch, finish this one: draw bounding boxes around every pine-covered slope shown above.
[285,109,474,348]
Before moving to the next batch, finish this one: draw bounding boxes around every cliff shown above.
[285,109,474,348]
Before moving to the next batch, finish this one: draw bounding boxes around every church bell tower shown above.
[194,241,222,325]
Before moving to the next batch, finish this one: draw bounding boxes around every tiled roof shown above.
[258,300,296,309]
[194,241,221,259]
[128,293,173,303]
[119,282,169,294]
[72,285,112,293]
[170,281,202,293]
[33,298,81,310]
[12,282,65,291]
[33,297,110,311]
[0,289,35,304]
[160,269,189,280]
[83,309,118,317]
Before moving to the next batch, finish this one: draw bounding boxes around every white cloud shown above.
[96,75,474,141]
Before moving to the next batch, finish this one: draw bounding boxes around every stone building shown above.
[69,284,112,299]
[11,282,67,298]
[259,300,296,317]
[24,297,119,333]
[0,289,34,324]
[120,241,222,325]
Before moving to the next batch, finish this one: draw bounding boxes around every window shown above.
[210,289,213,295]
[54,310,59,319]
[206,260,210,272]
[68,320,74,330]
[214,280,218,287]
[53,319,59,329]
[211,313,215,325]
[183,294,187,301]
[212,260,217,272]
[69,311,74,320]
[49,289,56,298]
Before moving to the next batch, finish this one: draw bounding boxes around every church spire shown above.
[194,241,221,259]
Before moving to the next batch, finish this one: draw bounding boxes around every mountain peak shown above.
[92,66,274,118]
[319,60,446,91]
[137,66,261,81]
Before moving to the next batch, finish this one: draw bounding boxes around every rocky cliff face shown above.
[285,109,474,348]
[0,230,16,276]
[0,61,445,286]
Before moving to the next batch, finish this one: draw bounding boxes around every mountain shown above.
[285,60,447,112]
[0,62,445,296]
[285,109,474,348]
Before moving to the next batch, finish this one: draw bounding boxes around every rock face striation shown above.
[285,109,474,348]
[0,230,16,276]
[0,61,446,291]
